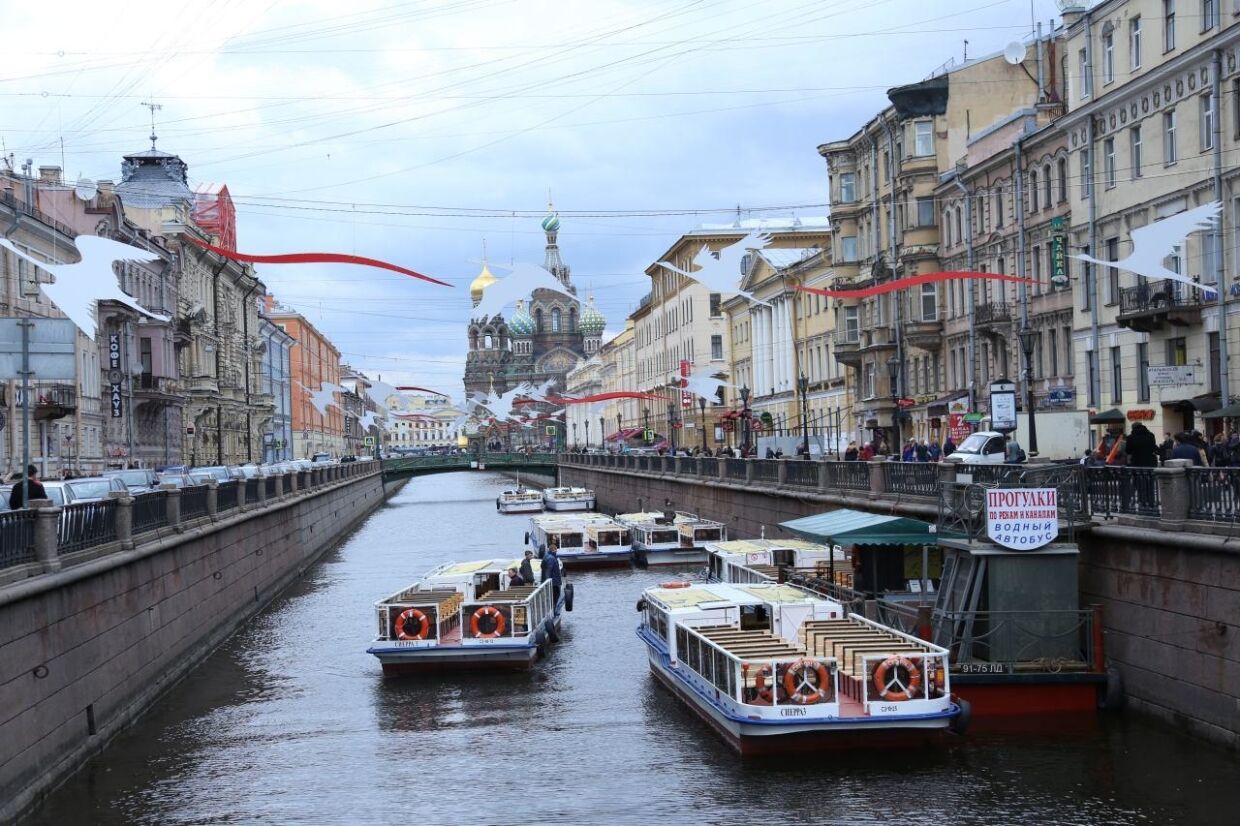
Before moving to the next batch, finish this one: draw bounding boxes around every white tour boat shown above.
[704,538,848,584]
[526,513,631,569]
[637,581,961,754]
[367,558,571,673]
[542,486,596,511]
[497,487,544,514]
[617,511,727,567]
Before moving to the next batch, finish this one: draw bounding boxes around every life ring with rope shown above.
[394,607,430,641]
[782,658,831,705]
[470,606,507,639]
[873,655,923,702]
[660,581,690,589]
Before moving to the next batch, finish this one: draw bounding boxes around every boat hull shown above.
[369,616,562,674]
[558,550,631,570]
[544,499,594,511]
[633,546,707,567]
[645,648,956,756]
[950,673,1104,718]
[497,501,544,514]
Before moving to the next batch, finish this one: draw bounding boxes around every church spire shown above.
[541,194,573,293]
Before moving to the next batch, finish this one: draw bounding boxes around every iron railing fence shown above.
[724,458,748,480]
[751,459,779,484]
[882,462,939,497]
[217,481,240,513]
[132,491,169,534]
[1085,466,1161,518]
[181,485,210,520]
[785,461,819,487]
[1187,467,1240,522]
[58,500,118,553]
[0,510,37,568]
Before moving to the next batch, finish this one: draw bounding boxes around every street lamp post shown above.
[887,355,901,458]
[667,401,677,453]
[572,421,577,449]
[643,407,651,444]
[600,416,606,452]
[698,396,707,452]
[616,413,623,451]
[585,419,590,449]
[797,373,810,458]
[739,385,751,456]
[1018,324,1040,457]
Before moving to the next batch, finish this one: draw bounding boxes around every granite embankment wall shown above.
[562,464,1239,751]
[0,470,399,821]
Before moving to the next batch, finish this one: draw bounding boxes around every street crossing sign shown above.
[364,436,375,446]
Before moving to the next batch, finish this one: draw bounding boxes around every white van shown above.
[946,430,1011,465]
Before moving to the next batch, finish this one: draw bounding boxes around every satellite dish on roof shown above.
[1003,41,1028,65]
[74,177,98,201]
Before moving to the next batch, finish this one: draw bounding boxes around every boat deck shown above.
[799,619,934,702]
[478,586,540,602]
[694,625,804,659]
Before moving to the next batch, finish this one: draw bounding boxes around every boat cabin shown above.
[704,539,847,584]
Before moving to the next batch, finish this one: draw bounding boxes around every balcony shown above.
[860,326,898,353]
[20,384,76,421]
[186,375,219,395]
[975,301,1012,334]
[1116,283,1206,333]
[904,317,944,350]
[832,330,861,367]
[133,374,181,405]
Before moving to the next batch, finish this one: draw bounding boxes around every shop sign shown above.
[110,383,123,418]
[1045,385,1074,405]
[1147,365,1199,386]
[986,488,1059,550]
[1051,234,1069,288]
[897,397,916,409]
[108,333,122,370]
[1126,409,1155,421]
[990,381,1017,431]
[680,360,693,409]
[962,412,985,423]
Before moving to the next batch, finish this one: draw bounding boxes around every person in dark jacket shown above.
[1170,432,1205,465]
[1125,422,1158,467]
[943,436,956,457]
[844,441,858,461]
[506,567,526,587]
[1158,432,1175,464]
[541,545,563,604]
[8,465,46,510]
[519,550,536,586]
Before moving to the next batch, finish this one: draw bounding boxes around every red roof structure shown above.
[192,183,236,250]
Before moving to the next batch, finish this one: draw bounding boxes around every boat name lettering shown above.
[880,705,900,713]
[779,707,807,717]
[958,662,1010,674]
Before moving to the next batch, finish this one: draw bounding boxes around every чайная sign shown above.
[986,487,1059,550]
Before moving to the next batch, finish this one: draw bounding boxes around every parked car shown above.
[236,464,262,479]
[945,431,1012,465]
[187,470,218,485]
[0,482,66,507]
[339,455,357,463]
[192,466,234,483]
[155,473,195,489]
[311,452,332,463]
[104,468,159,494]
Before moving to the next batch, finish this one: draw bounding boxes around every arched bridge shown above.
[381,452,559,480]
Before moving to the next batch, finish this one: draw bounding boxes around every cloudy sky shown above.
[2,0,1065,393]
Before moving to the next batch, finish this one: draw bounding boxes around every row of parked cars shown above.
[1,456,361,511]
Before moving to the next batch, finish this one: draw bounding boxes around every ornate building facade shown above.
[463,207,604,407]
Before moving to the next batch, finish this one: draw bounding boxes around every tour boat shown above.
[526,513,631,569]
[497,487,544,513]
[704,538,848,584]
[367,558,571,673]
[617,511,727,567]
[542,486,596,511]
[637,581,961,754]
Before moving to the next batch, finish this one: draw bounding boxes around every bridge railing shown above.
[1,460,383,584]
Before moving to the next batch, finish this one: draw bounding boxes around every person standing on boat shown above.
[506,567,526,586]
[520,550,537,585]
[541,545,563,605]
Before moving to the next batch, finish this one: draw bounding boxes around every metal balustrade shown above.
[0,510,37,568]
[181,485,210,520]
[882,462,939,497]
[264,476,278,499]
[724,458,748,480]
[1085,466,1160,518]
[823,461,871,491]
[132,491,169,534]
[245,478,260,501]
[1187,468,1240,522]
[752,459,779,483]
[785,461,819,487]
[217,481,240,513]
[58,500,118,553]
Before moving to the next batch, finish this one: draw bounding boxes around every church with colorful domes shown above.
[463,204,604,408]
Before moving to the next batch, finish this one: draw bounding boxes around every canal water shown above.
[27,472,1240,825]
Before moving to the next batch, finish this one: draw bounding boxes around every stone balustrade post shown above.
[936,461,957,486]
[30,499,61,573]
[745,459,755,484]
[289,469,300,495]
[777,458,788,486]
[818,461,831,492]
[256,474,269,507]
[237,476,249,511]
[672,455,682,476]
[161,483,182,531]
[1156,459,1190,530]
[717,456,727,480]
[109,491,134,549]
[274,473,286,499]
[204,478,219,519]
[868,458,886,499]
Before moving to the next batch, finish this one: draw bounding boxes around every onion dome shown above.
[469,261,497,306]
[541,208,561,233]
[509,299,536,336]
[579,294,605,335]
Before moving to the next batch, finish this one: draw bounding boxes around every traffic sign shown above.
[364,436,375,446]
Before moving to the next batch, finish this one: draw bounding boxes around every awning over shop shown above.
[780,509,939,547]
[1203,402,1240,419]
[1162,394,1221,414]
[1088,408,1127,424]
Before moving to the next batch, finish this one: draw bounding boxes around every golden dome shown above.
[469,262,497,305]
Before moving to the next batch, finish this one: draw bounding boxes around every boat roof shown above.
[431,557,539,577]
[532,513,618,528]
[645,581,831,612]
[704,538,831,556]
[545,486,592,493]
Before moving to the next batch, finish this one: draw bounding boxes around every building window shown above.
[1164,109,1177,164]
[844,306,859,341]
[1057,157,1067,202]
[711,334,723,361]
[914,121,933,156]
[1130,16,1142,69]
[1138,342,1150,402]
[916,197,935,227]
[955,207,963,242]
[1032,243,1043,292]
[1104,137,1116,187]
[709,293,722,317]
[840,236,858,262]
[1106,237,1120,305]
[1102,27,1115,84]
[1087,352,1098,407]
[1201,93,1215,151]
[1130,125,1143,178]
[1079,49,1090,99]
[839,172,856,203]
[921,282,937,321]
[1234,78,1240,140]
[1203,0,1217,31]
[551,307,562,332]
[1167,336,1187,366]
[1080,150,1091,198]
[1064,327,1073,378]
[994,189,1004,227]
[1030,170,1039,212]
[864,363,876,399]
[1111,346,1123,402]
[1164,0,1176,51]
[1048,328,1059,377]
[1043,164,1052,208]
[535,308,544,332]
[1080,244,1092,311]
[1210,331,1221,391]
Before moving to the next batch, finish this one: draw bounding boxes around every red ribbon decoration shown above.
[183,236,451,287]
[553,391,665,404]
[395,386,448,395]
[797,271,1035,300]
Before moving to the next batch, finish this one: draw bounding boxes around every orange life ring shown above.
[395,607,430,641]
[752,665,775,704]
[660,581,691,589]
[470,606,507,639]
[873,655,923,702]
[782,658,831,705]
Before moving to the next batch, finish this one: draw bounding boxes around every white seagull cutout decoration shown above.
[0,235,170,339]
[657,230,773,306]
[1073,202,1222,291]
[681,374,733,402]
[358,410,384,432]
[472,382,536,422]
[301,381,344,416]
[473,262,575,319]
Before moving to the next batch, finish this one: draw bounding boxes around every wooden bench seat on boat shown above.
[479,586,539,602]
